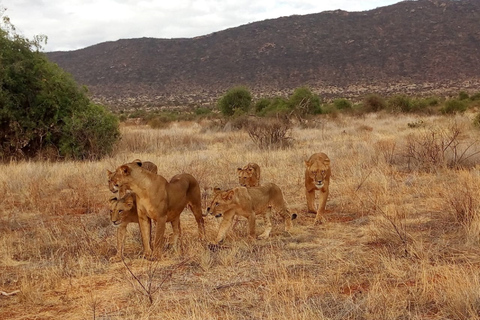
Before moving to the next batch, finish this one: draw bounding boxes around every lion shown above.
[107,159,158,197]
[108,193,149,262]
[304,152,331,224]
[109,161,206,259]
[205,183,296,243]
[237,163,261,187]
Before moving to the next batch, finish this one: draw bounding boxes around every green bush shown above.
[288,87,322,115]
[441,99,468,114]
[217,86,252,116]
[333,98,353,110]
[458,91,469,100]
[259,97,290,116]
[60,104,120,160]
[254,98,271,114]
[388,95,412,112]
[473,113,480,129]
[362,94,387,113]
[0,18,120,160]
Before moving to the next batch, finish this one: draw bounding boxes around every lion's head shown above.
[108,193,136,225]
[206,188,236,218]
[305,157,330,189]
[237,163,260,187]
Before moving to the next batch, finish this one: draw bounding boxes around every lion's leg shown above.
[247,210,257,239]
[153,215,167,259]
[138,216,153,258]
[283,208,293,233]
[314,188,329,224]
[170,217,181,252]
[215,215,235,243]
[110,223,128,262]
[258,210,272,240]
[189,201,206,241]
[306,189,317,213]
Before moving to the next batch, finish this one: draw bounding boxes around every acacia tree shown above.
[217,86,252,116]
[0,13,119,160]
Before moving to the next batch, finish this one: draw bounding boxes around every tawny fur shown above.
[206,183,295,243]
[237,163,261,187]
[304,152,331,224]
[109,161,205,259]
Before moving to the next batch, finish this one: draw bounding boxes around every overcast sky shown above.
[2,0,402,52]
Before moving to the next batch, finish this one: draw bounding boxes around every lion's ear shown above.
[304,160,310,167]
[120,165,131,175]
[107,169,113,176]
[237,168,243,173]
[213,187,222,194]
[108,197,118,204]
[124,195,135,209]
[225,190,235,200]
[323,158,331,166]
[132,159,143,167]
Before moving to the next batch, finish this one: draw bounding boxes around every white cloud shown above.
[1,0,402,51]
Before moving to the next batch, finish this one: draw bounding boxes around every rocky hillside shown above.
[46,0,480,109]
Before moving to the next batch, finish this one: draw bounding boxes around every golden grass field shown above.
[1,112,480,319]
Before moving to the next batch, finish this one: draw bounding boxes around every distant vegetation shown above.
[0,13,119,161]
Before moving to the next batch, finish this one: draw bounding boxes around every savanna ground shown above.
[1,112,480,319]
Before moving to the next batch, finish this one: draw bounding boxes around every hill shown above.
[46,0,480,109]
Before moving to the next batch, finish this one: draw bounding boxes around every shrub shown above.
[288,87,322,116]
[441,99,468,114]
[254,98,271,114]
[458,91,469,100]
[388,95,412,112]
[59,104,120,160]
[333,98,353,110]
[259,97,290,116]
[0,18,120,160]
[244,117,292,149]
[217,86,252,116]
[362,94,386,113]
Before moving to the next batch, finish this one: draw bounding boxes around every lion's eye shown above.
[215,202,219,206]
[118,210,123,214]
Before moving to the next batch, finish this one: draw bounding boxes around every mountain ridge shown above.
[46,0,480,109]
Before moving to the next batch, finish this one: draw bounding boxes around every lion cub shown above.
[304,152,331,224]
[237,163,261,187]
[108,193,149,262]
[206,183,296,243]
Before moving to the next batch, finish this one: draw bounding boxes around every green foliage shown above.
[333,98,353,110]
[60,104,120,160]
[473,113,480,129]
[458,91,469,100]
[217,86,252,116]
[194,107,211,115]
[362,94,387,113]
[254,98,271,113]
[0,16,120,160]
[388,95,412,112]
[258,97,290,116]
[441,99,468,114]
[288,87,322,116]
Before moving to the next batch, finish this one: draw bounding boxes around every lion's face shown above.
[237,164,259,187]
[107,170,119,193]
[306,161,330,189]
[108,194,135,225]
[109,165,132,190]
[206,189,235,217]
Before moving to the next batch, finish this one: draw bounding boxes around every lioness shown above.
[109,161,206,259]
[305,152,331,223]
[206,183,296,243]
[237,163,261,187]
[107,159,158,197]
[108,193,148,262]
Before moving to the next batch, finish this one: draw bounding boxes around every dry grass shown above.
[1,113,480,319]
